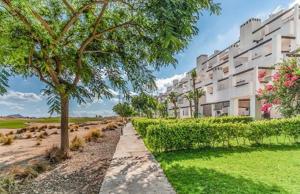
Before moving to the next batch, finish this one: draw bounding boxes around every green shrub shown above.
[132,116,253,138]
[0,176,17,194]
[140,116,300,152]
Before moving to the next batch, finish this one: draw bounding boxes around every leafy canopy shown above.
[0,0,220,113]
[113,102,134,118]
[131,92,158,118]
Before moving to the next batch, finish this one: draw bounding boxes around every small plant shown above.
[51,131,58,135]
[16,128,27,134]
[2,136,14,145]
[48,125,57,129]
[0,175,17,194]
[6,131,14,136]
[29,126,37,132]
[31,161,51,173]
[26,134,32,139]
[38,131,48,139]
[9,166,38,181]
[45,146,65,164]
[70,136,85,151]
[36,141,41,146]
[103,123,118,131]
[84,129,102,142]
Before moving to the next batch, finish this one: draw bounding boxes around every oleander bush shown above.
[133,116,300,152]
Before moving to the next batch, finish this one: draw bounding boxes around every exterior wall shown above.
[158,4,300,119]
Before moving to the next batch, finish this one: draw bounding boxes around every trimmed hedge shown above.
[133,116,300,152]
[132,116,253,138]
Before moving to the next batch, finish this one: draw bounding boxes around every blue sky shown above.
[0,0,297,117]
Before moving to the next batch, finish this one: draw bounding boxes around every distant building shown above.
[159,4,300,119]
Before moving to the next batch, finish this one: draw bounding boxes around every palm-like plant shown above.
[184,91,194,117]
[0,69,9,95]
[168,92,178,118]
[191,69,199,117]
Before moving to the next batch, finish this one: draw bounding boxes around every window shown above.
[223,66,229,74]
[214,103,223,110]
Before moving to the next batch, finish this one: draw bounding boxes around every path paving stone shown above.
[99,123,176,194]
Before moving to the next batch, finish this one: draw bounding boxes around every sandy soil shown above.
[0,119,123,194]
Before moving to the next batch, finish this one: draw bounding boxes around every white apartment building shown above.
[158,4,300,119]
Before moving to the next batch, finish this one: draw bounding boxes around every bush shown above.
[0,176,17,194]
[139,116,300,152]
[1,136,14,145]
[132,116,253,138]
[70,136,85,151]
[45,146,65,164]
[84,129,102,142]
[103,123,118,131]
[9,166,38,181]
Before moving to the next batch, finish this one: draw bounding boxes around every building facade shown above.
[158,4,300,119]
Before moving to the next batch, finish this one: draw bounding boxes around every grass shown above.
[0,117,103,129]
[156,144,300,194]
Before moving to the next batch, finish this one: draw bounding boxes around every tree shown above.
[190,69,199,117]
[0,0,220,156]
[168,91,178,118]
[113,102,134,119]
[157,100,168,118]
[195,88,205,115]
[131,93,158,118]
[257,58,300,117]
[184,91,194,117]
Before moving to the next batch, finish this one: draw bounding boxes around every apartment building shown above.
[158,4,300,119]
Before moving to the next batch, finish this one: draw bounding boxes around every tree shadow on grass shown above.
[165,164,288,194]
[155,144,300,163]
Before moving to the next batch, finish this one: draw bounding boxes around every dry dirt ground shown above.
[0,119,123,194]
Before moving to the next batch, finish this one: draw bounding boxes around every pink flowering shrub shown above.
[257,58,300,117]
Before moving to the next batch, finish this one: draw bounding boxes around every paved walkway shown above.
[99,123,176,194]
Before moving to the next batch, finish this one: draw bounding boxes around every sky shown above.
[0,0,298,117]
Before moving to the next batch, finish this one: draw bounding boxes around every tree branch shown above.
[92,0,109,35]
[1,0,40,41]
[62,0,75,14]
[72,20,133,86]
[55,0,106,45]
[30,8,56,39]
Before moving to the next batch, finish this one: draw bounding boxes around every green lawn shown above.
[0,117,103,129]
[156,144,300,194]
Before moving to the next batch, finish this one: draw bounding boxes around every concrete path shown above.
[99,123,176,194]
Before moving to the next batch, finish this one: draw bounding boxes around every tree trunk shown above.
[173,103,177,118]
[192,79,198,118]
[189,101,193,117]
[60,94,69,157]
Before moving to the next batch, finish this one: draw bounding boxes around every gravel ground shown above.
[16,128,121,194]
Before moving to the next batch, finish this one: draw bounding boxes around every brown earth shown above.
[0,119,123,194]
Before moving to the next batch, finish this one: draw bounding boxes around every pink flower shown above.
[265,84,274,91]
[291,75,299,82]
[257,88,263,96]
[272,72,280,82]
[285,73,293,80]
[261,103,272,113]
[284,80,295,88]
[258,70,267,79]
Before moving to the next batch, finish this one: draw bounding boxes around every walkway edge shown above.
[99,123,176,194]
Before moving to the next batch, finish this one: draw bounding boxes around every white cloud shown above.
[71,109,115,117]
[155,73,186,93]
[0,90,42,102]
